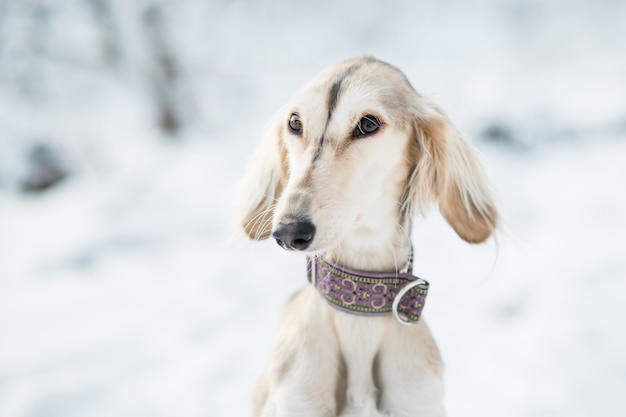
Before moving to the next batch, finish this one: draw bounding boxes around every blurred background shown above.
[1,0,625,416]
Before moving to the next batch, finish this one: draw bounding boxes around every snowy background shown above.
[1,0,625,416]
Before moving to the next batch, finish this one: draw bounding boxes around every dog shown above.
[237,56,497,417]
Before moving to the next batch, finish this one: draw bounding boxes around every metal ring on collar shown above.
[392,278,428,325]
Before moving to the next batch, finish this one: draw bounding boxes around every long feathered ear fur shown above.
[236,114,288,240]
[406,97,498,243]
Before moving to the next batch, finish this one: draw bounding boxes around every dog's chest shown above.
[333,312,389,346]
[325,306,393,412]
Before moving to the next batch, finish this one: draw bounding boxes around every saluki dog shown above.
[237,56,497,417]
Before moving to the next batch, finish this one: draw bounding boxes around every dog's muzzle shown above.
[272,220,316,251]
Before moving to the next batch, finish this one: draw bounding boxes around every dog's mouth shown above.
[271,218,316,251]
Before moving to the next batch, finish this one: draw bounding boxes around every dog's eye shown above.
[354,115,381,138]
[288,114,303,135]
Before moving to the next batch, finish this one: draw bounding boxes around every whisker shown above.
[244,202,279,239]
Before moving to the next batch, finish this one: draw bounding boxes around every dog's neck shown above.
[324,197,412,273]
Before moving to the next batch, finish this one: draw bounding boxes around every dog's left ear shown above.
[236,114,288,240]
[407,99,498,243]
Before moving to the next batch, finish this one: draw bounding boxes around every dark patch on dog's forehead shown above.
[316,67,360,165]
[326,65,359,122]
[327,80,342,119]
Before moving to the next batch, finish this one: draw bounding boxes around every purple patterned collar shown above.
[306,256,429,325]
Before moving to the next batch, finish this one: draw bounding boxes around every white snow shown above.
[1,1,625,416]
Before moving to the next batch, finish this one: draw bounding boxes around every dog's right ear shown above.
[236,114,288,240]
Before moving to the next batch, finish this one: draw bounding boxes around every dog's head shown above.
[238,56,497,253]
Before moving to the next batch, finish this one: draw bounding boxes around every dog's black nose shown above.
[272,221,316,251]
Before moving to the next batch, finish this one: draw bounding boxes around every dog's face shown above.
[271,59,419,252]
[239,57,497,253]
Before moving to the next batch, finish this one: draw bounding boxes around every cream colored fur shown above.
[237,56,498,417]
